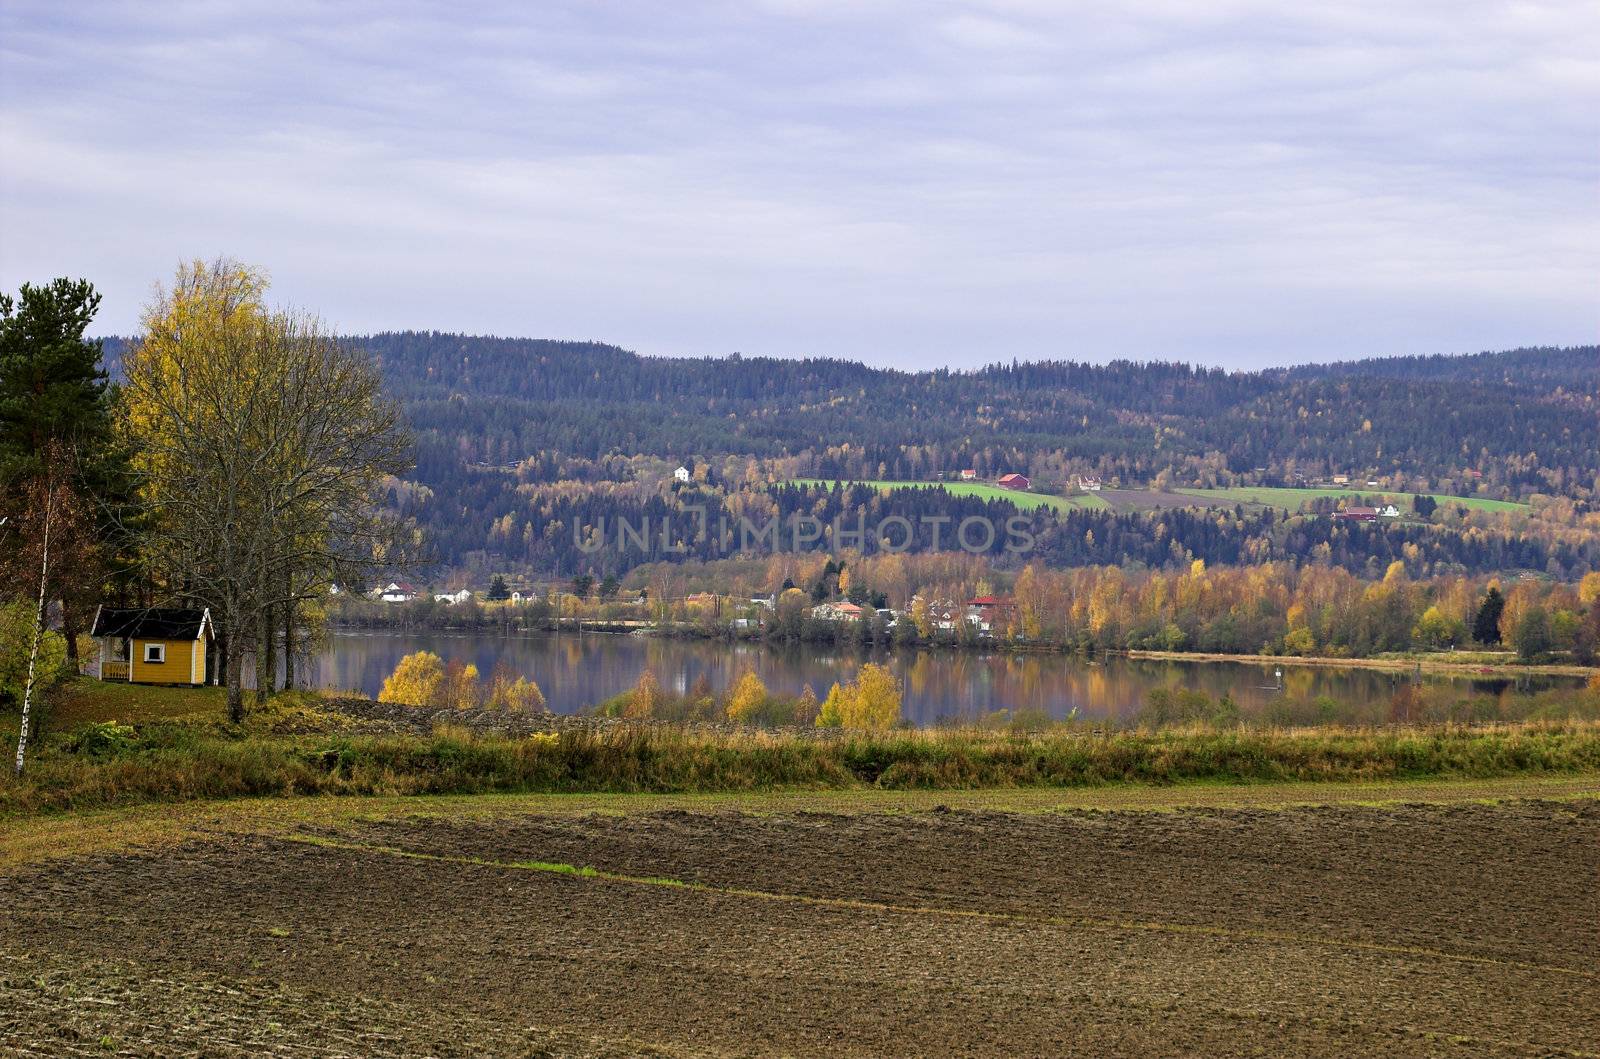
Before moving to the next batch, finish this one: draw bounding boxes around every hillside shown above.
[97,335,1599,578]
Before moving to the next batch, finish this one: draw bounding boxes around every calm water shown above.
[306,630,1582,726]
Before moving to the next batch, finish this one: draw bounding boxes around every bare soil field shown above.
[3,791,1598,1057]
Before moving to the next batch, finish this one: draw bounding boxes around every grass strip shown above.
[7,721,1600,816]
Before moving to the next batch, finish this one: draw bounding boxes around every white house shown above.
[510,591,524,604]
[1078,475,1103,492]
[375,581,417,604]
[435,589,473,605]
[1379,504,1401,518]
[674,465,691,483]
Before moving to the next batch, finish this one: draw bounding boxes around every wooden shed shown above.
[89,607,215,685]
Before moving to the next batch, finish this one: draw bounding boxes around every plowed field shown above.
[3,791,1597,1057]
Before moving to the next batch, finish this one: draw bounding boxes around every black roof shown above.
[90,607,210,640]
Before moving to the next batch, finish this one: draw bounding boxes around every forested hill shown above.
[100,333,1597,499]
[345,333,1595,499]
[1282,346,1595,388]
[96,333,1598,576]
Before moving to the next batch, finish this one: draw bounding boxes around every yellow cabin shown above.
[89,607,215,685]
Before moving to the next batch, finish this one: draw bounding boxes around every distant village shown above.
[349,468,1432,626]
[350,578,1016,639]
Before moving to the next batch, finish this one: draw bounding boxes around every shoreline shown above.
[1124,649,1595,678]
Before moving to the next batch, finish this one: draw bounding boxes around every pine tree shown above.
[1473,587,1505,645]
[0,278,129,662]
[0,278,113,484]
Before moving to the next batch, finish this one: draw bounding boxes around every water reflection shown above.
[306,630,1585,726]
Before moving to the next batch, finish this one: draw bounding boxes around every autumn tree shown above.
[725,670,768,723]
[441,660,484,709]
[816,663,902,729]
[1412,605,1464,649]
[818,681,850,727]
[792,683,820,726]
[626,668,663,718]
[487,661,545,710]
[378,650,446,706]
[121,260,411,722]
[1511,606,1551,661]
[852,663,903,728]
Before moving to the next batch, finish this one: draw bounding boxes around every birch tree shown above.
[3,449,90,774]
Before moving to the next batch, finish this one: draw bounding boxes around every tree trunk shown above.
[282,597,296,691]
[255,601,274,705]
[14,488,53,776]
[226,633,245,724]
[62,597,79,663]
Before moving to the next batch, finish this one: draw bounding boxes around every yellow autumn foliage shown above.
[725,670,768,723]
[378,650,445,707]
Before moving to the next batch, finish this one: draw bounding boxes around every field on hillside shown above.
[790,479,1526,517]
[790,478,1109,513]
[3,786,1595,1057]
[1174,485,1528,513]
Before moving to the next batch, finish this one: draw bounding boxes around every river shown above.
[304,630,1583,726]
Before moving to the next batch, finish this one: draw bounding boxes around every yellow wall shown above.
[130,638,200,685]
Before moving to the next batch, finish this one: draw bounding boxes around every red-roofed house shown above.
[811,601,865,622]
[997,473,1030,490]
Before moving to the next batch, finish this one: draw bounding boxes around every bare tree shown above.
[121,260,411,722]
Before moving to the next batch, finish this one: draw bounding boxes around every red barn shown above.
[997,473,1030,490]
[1335,506,1379,522]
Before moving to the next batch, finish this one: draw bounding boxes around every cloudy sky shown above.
[1,1,1595,369]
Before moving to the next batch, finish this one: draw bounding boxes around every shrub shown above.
[64,721,137,758]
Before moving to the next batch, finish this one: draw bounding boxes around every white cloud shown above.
[0,0,1595,368]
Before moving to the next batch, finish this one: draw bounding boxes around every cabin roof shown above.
[91,607,210,640]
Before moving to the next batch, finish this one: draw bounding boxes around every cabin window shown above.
[143,643,166,664]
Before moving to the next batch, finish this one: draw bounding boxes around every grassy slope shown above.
[790,478,1110,513]
[6,711,1599,816]
[10,681,1596,821]
[1175,486,1527,514]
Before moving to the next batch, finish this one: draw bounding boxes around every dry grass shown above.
[4,716,1599,817]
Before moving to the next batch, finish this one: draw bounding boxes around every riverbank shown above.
[1124,648,1598,678]
[5,682,1599,816]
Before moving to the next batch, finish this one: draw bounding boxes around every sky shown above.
[1,1,1596,370]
